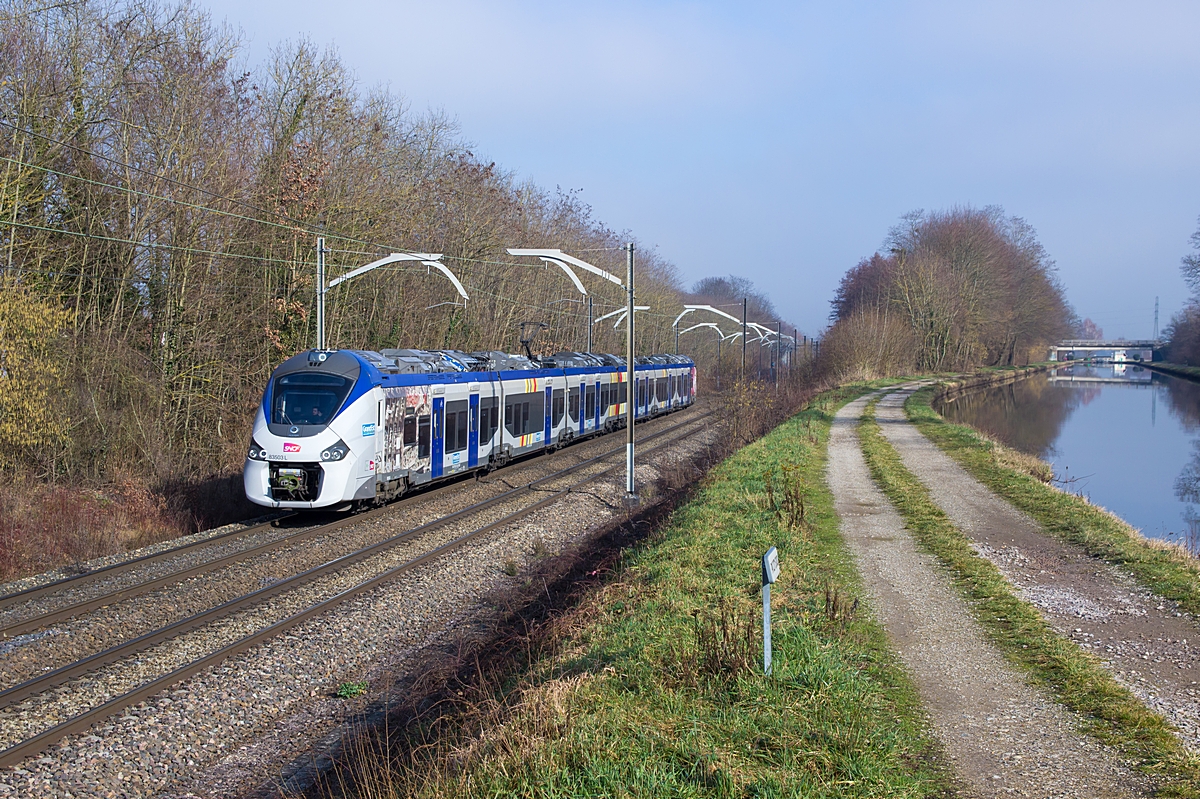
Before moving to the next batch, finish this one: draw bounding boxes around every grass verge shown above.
[859,396,1200,796]
[316,384,952,798]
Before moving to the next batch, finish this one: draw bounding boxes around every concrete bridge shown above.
[1048,339,1161,363]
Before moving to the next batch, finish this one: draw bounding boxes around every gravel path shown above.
[876,387,1200,751]
[0,417,711,798]
[829,390,1149,798]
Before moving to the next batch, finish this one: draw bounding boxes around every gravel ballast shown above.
[0,416,711,798]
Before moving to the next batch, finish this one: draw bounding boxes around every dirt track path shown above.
[827,390,1148,798]
[876,387,1200,750]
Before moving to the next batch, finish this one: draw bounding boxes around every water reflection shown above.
[934,364,1200,550]
[1174,443,1200,554]
[1164,376,1200,433]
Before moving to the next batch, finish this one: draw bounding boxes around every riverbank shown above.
[1144,362,1200,383]
[933,363,1054,402]
[305,383,952,798]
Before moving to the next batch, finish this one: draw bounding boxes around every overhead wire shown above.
[0,154,386,249]
[0,118,400,252]
[0,218,306,267]
[0,150,637,305]
[0,123,682,328]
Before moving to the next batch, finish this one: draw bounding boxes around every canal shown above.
[935,363,1200,551]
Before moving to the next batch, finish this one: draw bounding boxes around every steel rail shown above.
[0,412,712,710]
[0,469,521,640]
[0,406,707,640]
[0,516,293,611]
[0,416,710,769]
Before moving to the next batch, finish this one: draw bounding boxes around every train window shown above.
[445,400,468,452]
[638,379,646,407]
[271,372,353,426]
[585,385,595,420]
[504,392,544,437]
[600,384,609,415]
[657,378,668,403]
[417,414,431,459]
[479,397,498,443]
[403,408,417,446]
[618,382,627,405]
[552,389,565,426]
[568,387,580,423]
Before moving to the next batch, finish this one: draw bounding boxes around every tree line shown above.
[821,206,1075,380]
[1164,218,1200,364]
[0,0,799,492]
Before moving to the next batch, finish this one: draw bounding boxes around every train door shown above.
[468,390,479,468]
[552,386,565,441]
[595,379,604,429]
[579,379,587,436]
[584,381,596,433]
[376,397,386,465]
[544,384,552,444]
[431,395,444,478]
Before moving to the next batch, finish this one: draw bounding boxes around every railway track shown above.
[0,409,712,769]
[0,404,708,641]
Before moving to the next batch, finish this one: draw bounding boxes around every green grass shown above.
[384,384,953,798]
[1144,362,1200,382]
[906,386,1200,617]
[337,681,369,699]
[858,396,1200,796]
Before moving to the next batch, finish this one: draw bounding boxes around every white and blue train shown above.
[244,348,696,510]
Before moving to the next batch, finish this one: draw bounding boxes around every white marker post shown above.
[762,546,781,675]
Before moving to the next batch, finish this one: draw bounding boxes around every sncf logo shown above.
[283,442,301,453]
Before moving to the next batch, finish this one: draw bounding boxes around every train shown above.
[244,348,697,510]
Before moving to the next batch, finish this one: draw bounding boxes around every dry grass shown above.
[0,471,258,583]
[986,436,1055,483]
[0,480,183,581]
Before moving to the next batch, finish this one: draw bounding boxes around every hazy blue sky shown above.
[200,0,1200,338]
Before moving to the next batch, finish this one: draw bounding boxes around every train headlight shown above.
[247,440,269,461]
[320,439,348,462]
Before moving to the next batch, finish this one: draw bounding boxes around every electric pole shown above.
[316,237,327,350]
[1154,296,1160,340]
[775,320,781,391]
[741,297,747,381]
[625,242,637,503]
[586,295,593,353]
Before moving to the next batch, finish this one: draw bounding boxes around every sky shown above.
[199,0,1200,339]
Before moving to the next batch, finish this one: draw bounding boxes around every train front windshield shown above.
[272,373,353,426]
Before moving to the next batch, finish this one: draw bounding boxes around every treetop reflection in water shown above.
[935,364,1200,550]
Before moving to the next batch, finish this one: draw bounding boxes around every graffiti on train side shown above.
[382,387,432,474]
